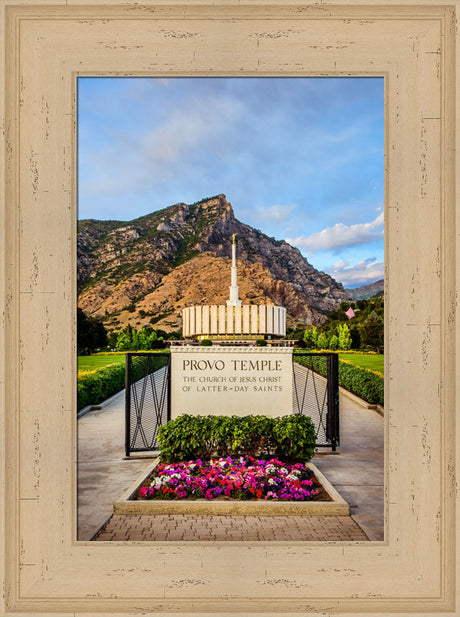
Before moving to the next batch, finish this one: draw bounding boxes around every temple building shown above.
[182,235,287,341]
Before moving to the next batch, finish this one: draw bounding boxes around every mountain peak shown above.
[77,195,351,331]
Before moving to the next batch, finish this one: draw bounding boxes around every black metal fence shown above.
[125,350,339,456]
[292,352,339,451]
[125,353,170,457]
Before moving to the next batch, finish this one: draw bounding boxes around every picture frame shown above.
[0,1,458,615]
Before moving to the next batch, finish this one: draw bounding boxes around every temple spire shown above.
[227,234,242,306]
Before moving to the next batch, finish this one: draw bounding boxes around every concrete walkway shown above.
[78,389,384,542]
[77,391,154,540]
[313,394,384,540]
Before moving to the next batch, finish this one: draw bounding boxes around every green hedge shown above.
[294,353,384,406]
[77,354,168,412]
[157,414,317,463]
[337,362,384,405]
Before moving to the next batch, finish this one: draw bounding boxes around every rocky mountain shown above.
[345,279,384,301]
[77,194,352,331]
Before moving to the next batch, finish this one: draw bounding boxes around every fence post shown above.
[167,354,172,422]
[125,352,132,458]
[327,353,340,451]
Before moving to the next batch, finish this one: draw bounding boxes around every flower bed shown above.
[134,456,326,502]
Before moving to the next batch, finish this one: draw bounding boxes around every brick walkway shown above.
[93,514,368,542]
[79,387,383,542]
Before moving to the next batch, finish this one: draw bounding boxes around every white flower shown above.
[151,476,169,487]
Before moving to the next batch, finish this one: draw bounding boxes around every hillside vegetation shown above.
[78,194,351,332]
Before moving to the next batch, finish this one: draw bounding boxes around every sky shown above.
[78,77,384,288]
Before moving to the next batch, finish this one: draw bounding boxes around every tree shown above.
[329,334,339,350]
[317,331,329,349]
[337,323,352,350]
[107,330,118,349]
[168,330,183,340]
[310,326,318,348]
[303,329,313,349]
[303,326,319,349]
[115,329,132,351]
[349,326,361,349]
[131,329,141,350]
[359,310,384,352]
[77,308,108,354]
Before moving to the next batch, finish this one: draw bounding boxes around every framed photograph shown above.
[1,1,458,615]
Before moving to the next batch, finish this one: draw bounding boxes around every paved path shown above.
[313,395,384,540]
[77,391,154,540]
[93,513,367,542]
[78,388,384,542]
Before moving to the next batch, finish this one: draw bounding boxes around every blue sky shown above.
[78,77,384,288]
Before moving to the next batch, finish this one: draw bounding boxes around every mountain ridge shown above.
[77,194,352,331]
[346,279,384,301]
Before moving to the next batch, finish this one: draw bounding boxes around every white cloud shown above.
[253,204,297,223]
[80,93,246,198]
[331,258,349,269]
[286,211,383,252]
[142,94,245,164]
[326,257,384,287]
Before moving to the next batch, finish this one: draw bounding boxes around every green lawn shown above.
[78,351,384,376]
[78,353,126,372]
[338,353,384,374]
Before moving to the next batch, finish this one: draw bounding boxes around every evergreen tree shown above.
[359,310,384,352]
[349,326,361,349]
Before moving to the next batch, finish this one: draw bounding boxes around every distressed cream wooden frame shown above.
[0,1,458,615]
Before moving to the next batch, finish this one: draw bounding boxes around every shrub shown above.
[337,362,384,404]
[157,414,316,463]
[255,338,267,346]
[294,353,384,406]
[77,354,168,412]
[200,338,213,346]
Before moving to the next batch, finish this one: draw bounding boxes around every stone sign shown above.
[170,346,293,418]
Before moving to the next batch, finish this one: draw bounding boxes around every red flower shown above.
[256,490,262,499]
